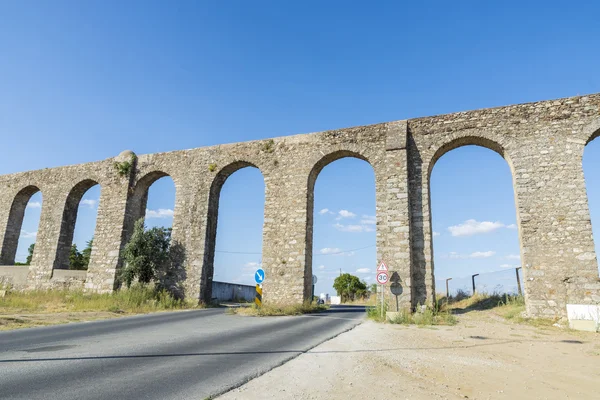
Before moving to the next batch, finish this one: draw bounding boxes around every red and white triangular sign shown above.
[377,261,388,272]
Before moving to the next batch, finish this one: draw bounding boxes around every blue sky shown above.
[3,1,600,296]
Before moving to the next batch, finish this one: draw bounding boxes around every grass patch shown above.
[228,301,328,316]
[366,302,457,326]
[0,284,195,315]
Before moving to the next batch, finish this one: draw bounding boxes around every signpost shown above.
[255,269,265,307]
[376,262,389,318]
[312,274,318,302]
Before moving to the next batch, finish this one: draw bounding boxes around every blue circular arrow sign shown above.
[255,268,265,284]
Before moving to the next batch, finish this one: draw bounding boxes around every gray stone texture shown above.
[0,93,599,318]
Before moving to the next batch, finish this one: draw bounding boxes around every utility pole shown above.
[471,274,479,295]
[515,267,523,296]
[446,278,452,299]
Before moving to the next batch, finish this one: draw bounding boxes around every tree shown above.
[81,238,93,269]
[333,273,367,303]
[120,219,172,288]
[25,243,35,265]
[69,244,86,270]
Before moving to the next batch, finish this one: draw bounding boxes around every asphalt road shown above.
[0,305,365,400]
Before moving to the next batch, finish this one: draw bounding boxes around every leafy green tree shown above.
[333,273,367,302]
[120,219,172,288]
[25,243,35,265]
[81,238,93,269]
[69,244,86,270]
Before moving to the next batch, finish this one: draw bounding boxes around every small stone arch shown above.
[304,149,374,300]
[201,160,264,302]
[53,179,100,270]
[1,185,41,265]
[583,118,600,145]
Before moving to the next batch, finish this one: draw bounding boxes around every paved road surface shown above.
[0,305,364,400]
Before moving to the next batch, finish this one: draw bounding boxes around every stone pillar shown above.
[261,168,309,304]
[84,161,134,293]
[375,121,413,311]
[27,187,66,287]
[0,186,39,265]
[514,133,600,318]
[406,130,436,309]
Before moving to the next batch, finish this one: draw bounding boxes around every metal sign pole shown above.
[380,284,384,318]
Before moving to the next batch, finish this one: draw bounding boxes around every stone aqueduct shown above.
[1,93,600,319]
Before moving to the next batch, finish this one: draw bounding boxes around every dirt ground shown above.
[0,311,124,330]
[219,311,600,400]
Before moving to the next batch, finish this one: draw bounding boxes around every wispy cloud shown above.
[448,220,507,237]
[334,223,374,233]
[448,251,496,259]
[20,230,37,239]
[244,262,261,268]
[81,199,97,208]
[26,201,41,209]
[318,265,326,270]
[146,208,174,219]
[507,224,517,229]
[500,264,520,269]
[319,208,332,215]
[320,248,341,254]
[433,231,440,237]
[360,215,376,225]
[356,268,371,273]
[506,254,520,260]
[319,248,355,257]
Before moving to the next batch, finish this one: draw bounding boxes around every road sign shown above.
[390,282,403,296]
[377,262,388,272]
[255,284,262,307]
[376,272,389,285]
[390,271,400,283]
[254,268,265,284]
[312,275,318,285]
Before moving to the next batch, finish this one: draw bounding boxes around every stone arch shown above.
[1,185,41,265]
[304,150,374,300]
[424,135,523,302]
[201,161,264,302]
[53,179,100,270]
[127,170,171,229]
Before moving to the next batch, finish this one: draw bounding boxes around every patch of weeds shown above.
[114,153,137,177]
[229,301,327,316]
[208,163,217,172]
[261,139,275,154]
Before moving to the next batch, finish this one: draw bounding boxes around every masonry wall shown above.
[0,93,599,318]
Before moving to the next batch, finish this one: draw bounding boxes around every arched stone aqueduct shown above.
[1,93,600,319]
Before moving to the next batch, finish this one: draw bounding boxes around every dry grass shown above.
[227,301,328,316]
[0,284,197,330]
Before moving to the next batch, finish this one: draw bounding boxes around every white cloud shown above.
[356,268,371,273]
[146,208,174,219]
[506,254,520,260]
[360,215,376,225]
[319,248,354,257]
[26,201,41,209]
[448,220,505,237]
[433,231,440,237]
[318,265,326,270]
[470,251,496,258]
[500,264,520,269]
[81,199,97,208]
[319,208,331,215]
[244,262,261,268]
[337,210,356,219]
[448,251,496,259]
[20,230,37,239]
[334,223,374,233]
[507,224,517,229]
